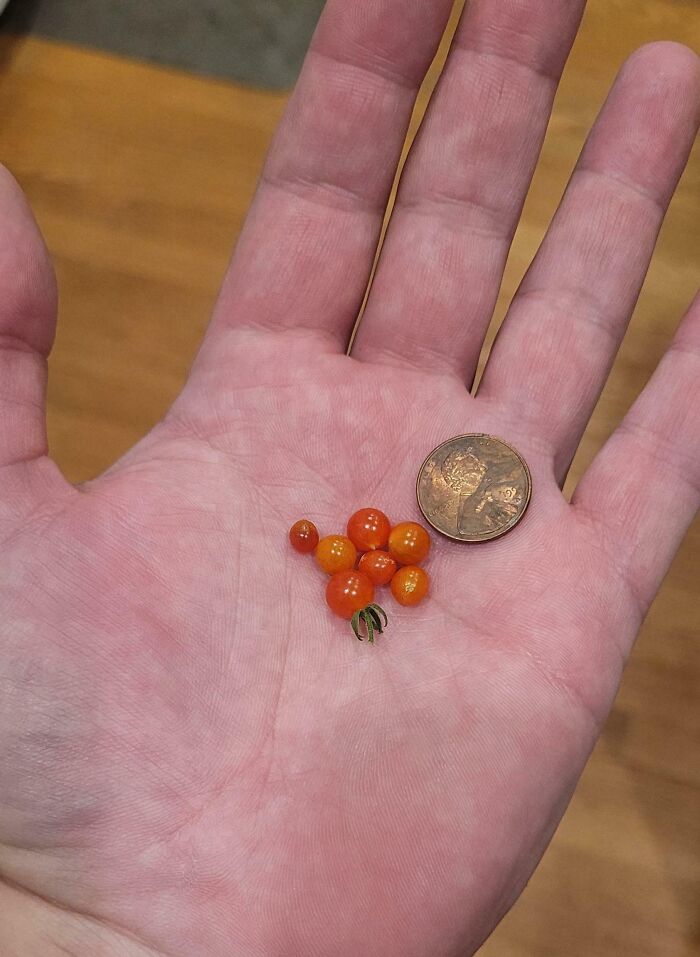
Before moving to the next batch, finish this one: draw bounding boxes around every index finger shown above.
[204,0,458,357]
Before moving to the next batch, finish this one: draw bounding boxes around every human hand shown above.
[1,2,698,955]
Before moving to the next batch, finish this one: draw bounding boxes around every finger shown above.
[478,43,700,478]
[0,166,57,471]
[572,291,700,617]
[352,0,586,375]
[201,0,457,358]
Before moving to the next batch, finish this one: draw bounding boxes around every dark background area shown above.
[0,0,324,87]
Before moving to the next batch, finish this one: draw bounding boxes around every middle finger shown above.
[352,0,586,378]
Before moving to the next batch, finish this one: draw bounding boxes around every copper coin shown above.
[417,434,532,543]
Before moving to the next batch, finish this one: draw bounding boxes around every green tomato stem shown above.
[351,605,388,643]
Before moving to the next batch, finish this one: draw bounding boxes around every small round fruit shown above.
[289,519,319,554]
[315,535,357,575]
[326,570,375,620]
[391,566,429,607]
[347,508,391,552]
[388,522,431,565]
[358,550,397,587]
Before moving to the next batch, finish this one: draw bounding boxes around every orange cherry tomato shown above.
[315,535,357,575]
[391,566,429,607]
[289,519,319,554]
[388,522,431,565]
[326,570,375,619]
[358,550,397,587]
[347,508,391,552]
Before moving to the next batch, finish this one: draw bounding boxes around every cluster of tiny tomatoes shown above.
[289,508,431,642]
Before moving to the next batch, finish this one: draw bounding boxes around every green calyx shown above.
[351,604,388,644]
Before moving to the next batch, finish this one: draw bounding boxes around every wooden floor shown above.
[0,1,698,954]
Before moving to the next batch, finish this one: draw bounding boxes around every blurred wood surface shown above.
[0,1,698,954]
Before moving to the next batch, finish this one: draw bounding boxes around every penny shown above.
[417,434,531,543]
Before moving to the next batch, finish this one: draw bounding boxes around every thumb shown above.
[0,165,58,472]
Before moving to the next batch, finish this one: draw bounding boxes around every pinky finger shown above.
[573,292,700,614]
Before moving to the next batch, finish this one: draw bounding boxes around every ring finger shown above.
[477,42,700,480]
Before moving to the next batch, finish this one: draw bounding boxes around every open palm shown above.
[2,3,699,956]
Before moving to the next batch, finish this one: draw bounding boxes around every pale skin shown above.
[1,1,699,954]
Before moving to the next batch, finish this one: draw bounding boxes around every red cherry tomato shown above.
[388,522,431,565]
[315,535,357,575]
[347,508,391,552]
[326,570,375,619]
[289,519,319,554]
[358,550,397,586]
[391,566,429,607]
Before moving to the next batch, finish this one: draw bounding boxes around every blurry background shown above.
[0,0,325,87]
[0,1,698,954]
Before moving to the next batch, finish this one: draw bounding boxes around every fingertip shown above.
[621,41,700,112]
[579,40,700,208]
[625,39,699,71]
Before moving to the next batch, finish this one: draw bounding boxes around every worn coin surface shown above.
[417,434,531,542]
